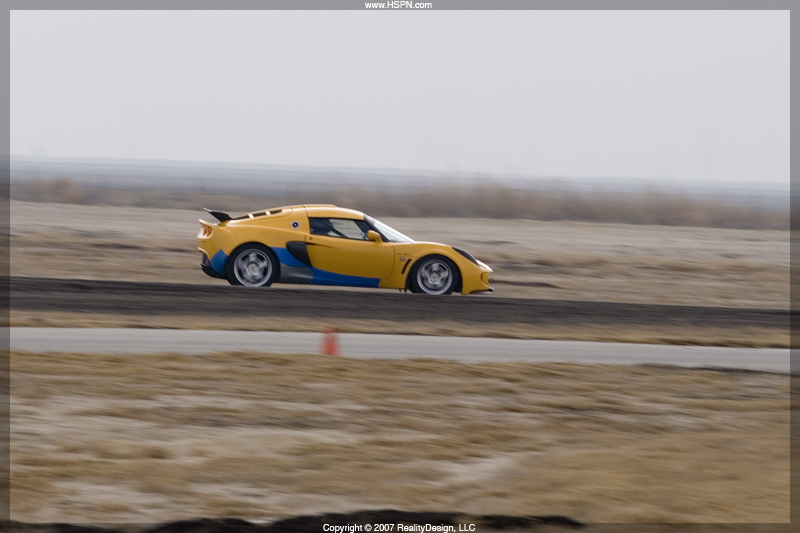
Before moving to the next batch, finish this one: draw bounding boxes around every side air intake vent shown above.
[286,241,312,267]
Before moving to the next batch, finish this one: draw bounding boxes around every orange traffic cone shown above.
[320,326,341,356]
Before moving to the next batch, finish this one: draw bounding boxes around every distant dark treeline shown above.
[10,176,788,229]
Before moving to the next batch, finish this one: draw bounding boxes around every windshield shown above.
[366,216,415,243]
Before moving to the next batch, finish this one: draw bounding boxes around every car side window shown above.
[309,218,371,240]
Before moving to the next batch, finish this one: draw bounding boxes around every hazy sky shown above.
[10,10,789,183]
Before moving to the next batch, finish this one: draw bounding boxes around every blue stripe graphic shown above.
[273,247,380,288]
[210,250,228,274]
[310,268,380,288]
[272,247,308,268]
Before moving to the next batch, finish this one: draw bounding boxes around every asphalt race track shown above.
[8,276,789,330]
[10,328,790,372]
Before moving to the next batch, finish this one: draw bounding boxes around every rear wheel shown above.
[227,244,278,287]
[409,255,460,295]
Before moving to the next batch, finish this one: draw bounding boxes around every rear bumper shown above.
[201,253,227,279]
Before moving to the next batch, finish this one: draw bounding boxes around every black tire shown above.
[409,255,461,295]
[226,244,279,287]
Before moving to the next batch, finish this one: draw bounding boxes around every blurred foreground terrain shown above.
[10,350,789,523]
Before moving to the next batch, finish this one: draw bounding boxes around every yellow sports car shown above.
[197,204,493,295]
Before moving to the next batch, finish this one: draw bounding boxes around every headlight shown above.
[452,247,479,265]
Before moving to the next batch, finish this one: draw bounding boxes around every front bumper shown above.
[461,267,494,295]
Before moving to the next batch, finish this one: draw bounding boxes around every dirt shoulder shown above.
[10,277,790,347]
[9,311,789,349]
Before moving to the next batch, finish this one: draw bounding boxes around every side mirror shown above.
[367,230,382,243]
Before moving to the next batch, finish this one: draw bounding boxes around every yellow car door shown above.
[305,217,394,280]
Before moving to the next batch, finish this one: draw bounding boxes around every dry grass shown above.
[9,312,790,348]
[10,349,790,524]
[10,201,789,308]
[12,177,788,229]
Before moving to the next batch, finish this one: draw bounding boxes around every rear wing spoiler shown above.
[203,208,231,223]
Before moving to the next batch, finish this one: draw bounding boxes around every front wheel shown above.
[227,244,278,287]
[409,255,460,295]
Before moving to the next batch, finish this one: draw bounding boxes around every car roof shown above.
[302,205,365,219]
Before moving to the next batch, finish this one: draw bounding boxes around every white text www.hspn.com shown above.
[365,1,433,9]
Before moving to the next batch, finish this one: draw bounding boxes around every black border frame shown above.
[3,2,794,530]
